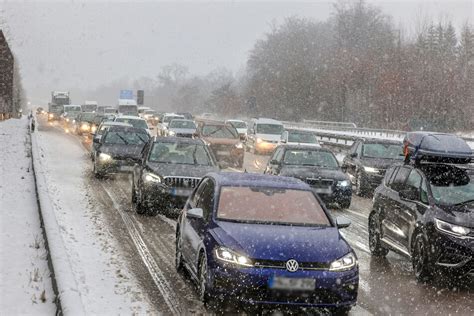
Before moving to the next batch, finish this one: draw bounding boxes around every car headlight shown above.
[256,137,263,144]
[49,113,54,118]
[98,153,112,161]
[143,172,161,183]
[337,180,350,187]
[329,252,357,271]
[435,219,471,237]
[91,126,97,133]
[81,123,90,130]
[66,118,69,122]
[363,166,378,173]
[235,142,243,149]
[168,130,176,136]
[72,119,76,123]
[215,246,253,267]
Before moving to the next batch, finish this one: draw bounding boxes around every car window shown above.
[356,142,362,157]
[362,143,403,160]
[116,118,148,129]
[406,170,422,200]
[191,178,209,207]
[149,142,213,165]
[420,178,429,204]
[201,125,238,138]
[256,124,283,135]
[385,166,398,186]
[287,132,318,144]
[196,180,215,222]
[271,147,283,162]
[217,187,330,226]
[283,150,339,168]
[103,130,149,145]
[390,166,411,191]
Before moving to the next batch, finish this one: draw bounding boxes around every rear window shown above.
[217,187,330,226]
[288,131,318,144]
[116,118,148,129]
[201,125,238,138]
[256,123,283,135]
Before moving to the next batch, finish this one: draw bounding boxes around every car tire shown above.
[93,162,104,179]
[175,230,184,272]
[339,199,351,210]
[135,187,147,215]
[369,213,389,257]
[198,254,211,304]
[330,306,351,316]
[355,171,367,196]
[131,183,137,204]
[412,232,433,282]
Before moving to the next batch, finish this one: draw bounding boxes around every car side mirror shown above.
[336,217,351,229]
[187,208,203,219]
[93,137,101,144]
[281,138,287,143]
[270,159,280,165]
[399,188,418,201]
[239,134,246,141]
[350,152,358,158]
[341,165,348,173]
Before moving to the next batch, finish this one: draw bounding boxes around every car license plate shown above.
[171,188,192,197]
[313,187,332,194]
[269,277,316,291]
[120,166,133,172]
[217,151,230,156]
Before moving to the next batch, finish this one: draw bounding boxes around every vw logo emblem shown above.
[286,259,299,272]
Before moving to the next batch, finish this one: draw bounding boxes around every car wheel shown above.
[131,182,137,204]
[175,230,184,272]
[93,162,104,179]
[339,199,351,210]
[330,306,351,316]
[135,187,146,215]
[198,254,210,304]
[369,214,389,257]
[355,171,366,196]
[412,232,433,281]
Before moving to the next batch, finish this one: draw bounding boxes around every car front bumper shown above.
[208,263,358,308]
[141,183,194,210]
[95,158,136,174]
[316,186,352,205]
[255,141,277,154]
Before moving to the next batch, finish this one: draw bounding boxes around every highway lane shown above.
[37,116,474,315]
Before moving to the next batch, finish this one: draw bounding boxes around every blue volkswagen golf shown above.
[175,173,358,313]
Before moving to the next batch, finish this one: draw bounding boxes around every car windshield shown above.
[256,123,283,135]
[283,150,339,168]
[427,167,474,206]
[115,118,148,129]
[288,132,318,144]
[362,143,403,159]
[149,142,213,165]
[228,121,246,129]
[104,108,116,114]
[201,125,238,138]
[103,130,149,145]
[217,187,330,226]
[80,113,96,122]
[169,120,196,129]
[164,115,184,123]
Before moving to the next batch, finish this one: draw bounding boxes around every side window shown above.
[405,170,422,201]
[385,166,398,186]
[420,178,429,204]
[196,181,215,222]
[190,178,209,208]
[356,143,363,157]
[390,166,411,192]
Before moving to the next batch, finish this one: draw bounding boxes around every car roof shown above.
[359,138,402,144]
[286,129,315,134]
[170,119,194,122]
[154,136,205,145]
[226,119,246,123]
[107,126,148,133]
[115,115,145,120]
[101,122,132,127]
[253,118,283,125]
[207,172,310,190]
[278,144,331,152]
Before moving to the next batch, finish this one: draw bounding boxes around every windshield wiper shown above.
[115,134,129,145]
[136,134,147,144]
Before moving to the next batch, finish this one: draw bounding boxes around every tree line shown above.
[88,1,473,131]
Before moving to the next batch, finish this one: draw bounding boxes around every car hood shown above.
[279,165,348,182]
[235,128,247,134]
[212,221,351,263]
[256,133,281,142]
[100,144,145,160]
[169,127,196,134]
[147,162,218,178]
[359,157,402,169]
[435,204,474,228]
[202,137,240,145]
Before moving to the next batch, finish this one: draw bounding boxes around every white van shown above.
[246,118,284,155]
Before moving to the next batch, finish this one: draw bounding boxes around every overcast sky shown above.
[1,0,472,103]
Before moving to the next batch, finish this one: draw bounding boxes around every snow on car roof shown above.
[115,115,145,120]
[208,172,309,190]
[254,118,283,125]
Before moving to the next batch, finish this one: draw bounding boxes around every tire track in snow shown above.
[99,178,182,315]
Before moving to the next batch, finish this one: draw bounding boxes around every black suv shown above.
[265,145,352,209]
[132,137,219,216]
[369,163,474,281]
[342,138,403,196]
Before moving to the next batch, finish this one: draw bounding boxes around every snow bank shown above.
[0,118,55,315]
[31,131,87,315]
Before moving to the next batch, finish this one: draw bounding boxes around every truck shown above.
[48,91,70,121]
[82,100,98,112]
[117,99,138,116]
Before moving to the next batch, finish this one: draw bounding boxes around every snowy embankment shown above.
[0,117,55,314]
[32,122,154,314]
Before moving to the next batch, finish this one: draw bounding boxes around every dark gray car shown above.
[342,139,403,196]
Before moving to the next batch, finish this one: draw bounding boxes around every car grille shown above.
[176,133,193,138]
[253,259,329,271]
[163,176,201,189]
[305,178,334,189]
